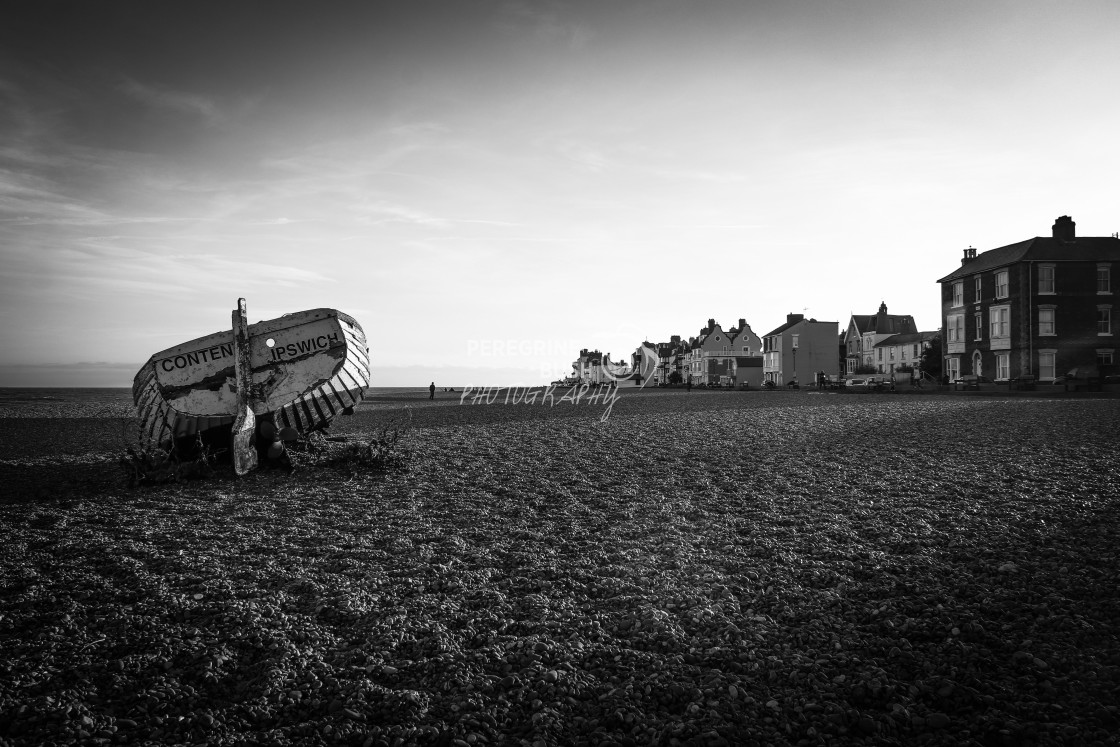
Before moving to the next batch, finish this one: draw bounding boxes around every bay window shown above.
[995,353,1010,381]
[989,306,1010,339]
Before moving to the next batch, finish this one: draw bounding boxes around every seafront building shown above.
[842,303,919,375]
[872,331,939,380]
[570,214,1120,388]
[681,318,763,387]
[762,314,840,386]
[937,215,1119,382]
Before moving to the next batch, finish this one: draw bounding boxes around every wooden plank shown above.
[231,298,258,476]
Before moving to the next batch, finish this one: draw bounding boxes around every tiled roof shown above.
[939,236,1120,283]
[763,318,802,337]
[874,331,938,347]
[763,317,833,337]
[850,313,917,335]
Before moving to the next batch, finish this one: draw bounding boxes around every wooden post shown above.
[232,298,258,476]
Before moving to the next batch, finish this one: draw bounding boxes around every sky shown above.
[2,0,1120,388]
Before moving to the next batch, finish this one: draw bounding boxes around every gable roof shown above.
[939,236,1120,283]
[874,331,938,347]
[763,317,803,337]
[848,311,917,336]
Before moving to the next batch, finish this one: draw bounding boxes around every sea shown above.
[0,387,439,404]
[0,388,445,418]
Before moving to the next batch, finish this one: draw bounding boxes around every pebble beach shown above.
[1,388,1118,746]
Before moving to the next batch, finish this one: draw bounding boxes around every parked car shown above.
[950,375,992,385]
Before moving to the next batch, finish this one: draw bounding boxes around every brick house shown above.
[937,215,1119,382]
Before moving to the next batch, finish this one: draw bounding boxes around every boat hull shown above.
[132,308,369,448]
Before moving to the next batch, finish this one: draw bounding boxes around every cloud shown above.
[117,77,223,124]
[497,1,594,50]
[356,200,447,227]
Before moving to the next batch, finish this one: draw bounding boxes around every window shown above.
[947,314,964,343]
[1099,306,1113,335]
[1100,264,1112,294]
[952,282,963,307]
[1038,264,1055,294]
[974,312,983,340]
[889,348,895,361]
[791,334,799,349]
[974,276,982,302]
[989,306,1009,338]
[1097,350,1114,366]
[946,357,960,381]
[1038,306,1056,336]
[995,353,1010,381]
[995,269,1009,299]
[877,348,882,361]
[913,343,919,358]
[1039,350,1056,381]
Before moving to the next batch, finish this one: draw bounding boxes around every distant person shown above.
[686,378,692,392]
[429,382,435,399]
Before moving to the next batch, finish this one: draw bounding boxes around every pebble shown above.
[3,395,1117,747]
[927,713,951,730]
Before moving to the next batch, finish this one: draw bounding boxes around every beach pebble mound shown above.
[1,391,1118,745]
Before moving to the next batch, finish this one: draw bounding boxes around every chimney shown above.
[670,335,680,343]
[1053,215,1075,242]
[787,312,804,324]
[961,246,977,265]
[738,318,746,328]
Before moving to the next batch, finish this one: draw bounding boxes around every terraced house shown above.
[873,331,938,380]
[938,215,1119,383]
[685,318,763,386]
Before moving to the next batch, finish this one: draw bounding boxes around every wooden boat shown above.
[133,307,369,450]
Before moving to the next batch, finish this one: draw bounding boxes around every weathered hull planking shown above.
[132,308,369,447]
